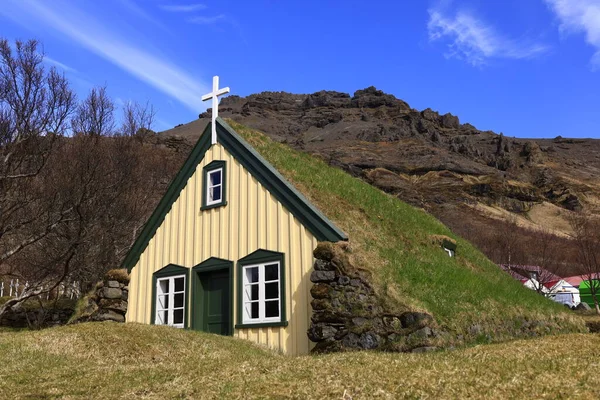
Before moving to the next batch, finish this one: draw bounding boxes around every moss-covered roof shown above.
[228,119,584,339]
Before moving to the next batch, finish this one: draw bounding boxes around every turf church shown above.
[123,77,347,355]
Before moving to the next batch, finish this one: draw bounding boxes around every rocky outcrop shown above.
[70,269,130,323]
[307,243,440,353]
[302,91,351,109]
[208,87,598,217]
[521,142,544,165]
[351,86,410,109]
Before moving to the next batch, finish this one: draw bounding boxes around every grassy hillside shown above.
[229,120,584,340]
[0,323,598,399]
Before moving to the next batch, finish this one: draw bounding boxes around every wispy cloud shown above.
[188,14,225,25]
[159,3,206,13]
[427,5,548,66]
[1,0,208,112]
[43,56,77,73]
[119,0,171,34]
[545,0,600,70]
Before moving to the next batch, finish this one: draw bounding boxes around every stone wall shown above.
[71,270,129,323]
[0,302,75,329]
[307,242,440,353]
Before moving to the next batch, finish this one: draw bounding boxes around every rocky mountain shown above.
[160,87,600,272]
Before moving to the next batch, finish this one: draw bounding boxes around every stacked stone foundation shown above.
[308,242,440,353]
[71,270,129,323]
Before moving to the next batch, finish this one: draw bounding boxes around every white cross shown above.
[201,76,230,144]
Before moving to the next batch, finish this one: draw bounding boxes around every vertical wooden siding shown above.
[127,143,318,355]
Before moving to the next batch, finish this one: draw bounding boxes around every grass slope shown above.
[229,120,584,340]
[0,323,598,399]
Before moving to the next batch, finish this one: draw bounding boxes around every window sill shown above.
[235,321,288,329]
[201,201,227,211]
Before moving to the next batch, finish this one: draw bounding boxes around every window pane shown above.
[245,302,259,320]
[158,295,169,309]
[245,284,259,301]
[174,277,185,292]
[159,279,169,294]
[245,267,259,283]
[265,282,279,300]
[156,310,165,324]
[265,264,279,281]
[209,187,222,202]
[265,300,279,318]
[173,309,184,324]
[174,293,184,308]
[160,310,168,324]
[210,170,222,186]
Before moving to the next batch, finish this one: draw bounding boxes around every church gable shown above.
[122,118,347,272]
[124,77,348,355]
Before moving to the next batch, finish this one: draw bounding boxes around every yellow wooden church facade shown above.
[123,118,346,355]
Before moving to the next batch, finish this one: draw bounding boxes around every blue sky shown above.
[1,0,599,138]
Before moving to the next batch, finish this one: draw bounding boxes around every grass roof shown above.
[228,120,584,340]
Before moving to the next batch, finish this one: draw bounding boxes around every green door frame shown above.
[191,257,234,336]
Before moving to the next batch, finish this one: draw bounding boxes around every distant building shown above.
[499,264,579,307]
[545,279,580,307]
[563,275,586,288]
[578,279,600,309]
[499,264,561,285]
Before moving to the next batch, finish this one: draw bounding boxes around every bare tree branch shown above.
[71,86,115,136]
[121,100,156,138]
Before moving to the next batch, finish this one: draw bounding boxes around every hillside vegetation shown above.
[228,120,584,341]
[0,323,598,399]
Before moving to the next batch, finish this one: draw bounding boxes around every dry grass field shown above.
[0,322,598,399]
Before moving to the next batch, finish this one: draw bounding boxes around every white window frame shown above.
[155,274,186,328]
[241,262,281,325]
[206,168,223,206]
[444,247,455,257]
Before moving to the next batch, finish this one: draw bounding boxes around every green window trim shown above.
[235,249,287,329]
[150,264,190,328]
[201,160,227,210]
[235,321,289,329]
[190,257,234,336]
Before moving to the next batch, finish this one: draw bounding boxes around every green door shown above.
[200,270,231,335]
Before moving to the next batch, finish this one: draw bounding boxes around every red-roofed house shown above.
[563,275,586,288]
[499,265,580,307]
[545,279,580,307]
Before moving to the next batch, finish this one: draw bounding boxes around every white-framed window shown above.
[444,247,455,257]
[242,262,281,324]
[155,274,186,328]
[206,168,223,206]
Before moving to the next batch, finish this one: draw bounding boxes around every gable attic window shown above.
[201,160,227,210]
[236,250,288,329]
[442,239,457,258]
[151,264,189,328]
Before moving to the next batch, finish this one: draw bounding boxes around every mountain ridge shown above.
[159,87,600,273]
